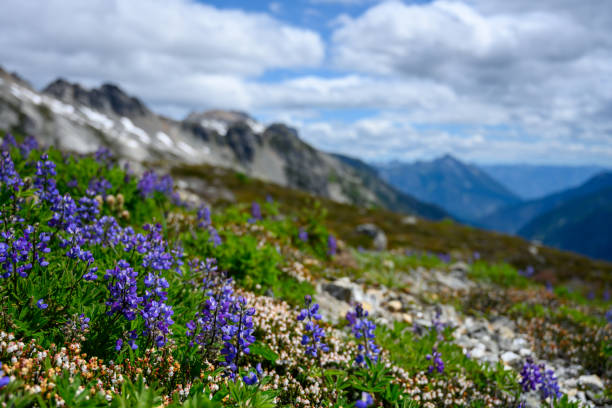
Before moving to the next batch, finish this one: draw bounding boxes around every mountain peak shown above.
[184,109,263,135]
[43,78,149,117]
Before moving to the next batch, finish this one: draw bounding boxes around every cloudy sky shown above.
[1,0,611,165]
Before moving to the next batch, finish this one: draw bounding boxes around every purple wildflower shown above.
[36,299,48,310]
[0,362,9,388]
[298,228,308,243]
[297,295,329,358]
[327,234,337,257]
[346,303,380,365]
[426,346,444,374]
[355,392,373,408]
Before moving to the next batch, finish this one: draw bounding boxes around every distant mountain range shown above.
[0,66,447,220]
[477,171,612,234]
[375,155,521,221]
[376,155,612,261]
[518,187,612,261]
[481,164,607,199]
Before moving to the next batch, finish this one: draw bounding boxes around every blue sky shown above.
[1,0,611,165]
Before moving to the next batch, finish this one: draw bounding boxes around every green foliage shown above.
[468,261,530,288]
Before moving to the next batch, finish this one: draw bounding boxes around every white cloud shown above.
[1,0,611,165]
[0,0,324,88]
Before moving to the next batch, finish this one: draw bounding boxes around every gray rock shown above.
[321,279,353,302]
[355,223,387,251]
[578,375,604,393]
[501,351,520,365]
[450,261,470,275]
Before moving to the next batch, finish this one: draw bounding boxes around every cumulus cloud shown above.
[326,0,612,163]
[0,0,611,164]
[0,0,324,99]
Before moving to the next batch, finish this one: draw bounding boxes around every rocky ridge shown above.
[0,67,447,220]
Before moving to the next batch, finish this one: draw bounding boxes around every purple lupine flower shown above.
[426,346,444,374]
[0,151,23,192]
[115,338,123,351]
[546,282,553,293]
[540,367,562,400]
[155,175,174,196]
[248,202,262,223]
[94,147,113,165]
[605,308,612,324]
[209,227,222,247]
[219,296,256,378]
[432,309,446,341]
[355,392,373,408]
[243,372,258,385]
[104,260,143,321]
[603,289,610,302]
[197,206,211,228]
[19,135,38,157]
[473,251,481,261]
[520,358,542,392]
[519,265,535,278]
[37,299,48,310]
[298,228,308,243]
[141,272,174,347]
[437,253,451,263]
[297,295,329,358]
[0,361,9,388]
[88,177,112,197]
[0,134,16,151]
[327,234,337,257]
[138,171,158,198]
[346,303,380,365]
[33,153,59,201]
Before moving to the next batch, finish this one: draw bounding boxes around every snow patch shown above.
[120,117,151,144]
[156,131,174,147]
[47,99,75,116]
[247,119,265,134]
[177,141,196,155]
[10,84,42,105]
[80,107,114,130]
[123,138,140,149]
[199,119,228,136]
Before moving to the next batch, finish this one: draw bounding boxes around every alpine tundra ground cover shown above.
[0,133,610,407]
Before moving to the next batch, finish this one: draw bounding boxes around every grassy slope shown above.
[171,163,612,290]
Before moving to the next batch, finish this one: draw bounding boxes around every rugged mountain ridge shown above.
[376,155,521,221]
[481,164,607,199]
[518,187,612,261]
[478,171,612,234]
[0,67,447,219]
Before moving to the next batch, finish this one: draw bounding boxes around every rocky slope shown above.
[0,66,447,220]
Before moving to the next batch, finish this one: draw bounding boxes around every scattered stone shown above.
[450,261,469,275]
[321,278,354,302]
[402,216,417,225]
[387,300,403,313]
[401,313,413,324]
[578,375,604,393]
[355,223,387,251]
[501,351,520,365]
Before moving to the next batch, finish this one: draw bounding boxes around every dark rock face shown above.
[225,122,261,163]
[264,124,329,196]
[44,79,148,117]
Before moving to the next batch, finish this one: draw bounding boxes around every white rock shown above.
[470,344,486,359]
[578,375,604,392]
[501,351,520,364]
[519,348,532,357]
[387,300,402,312]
